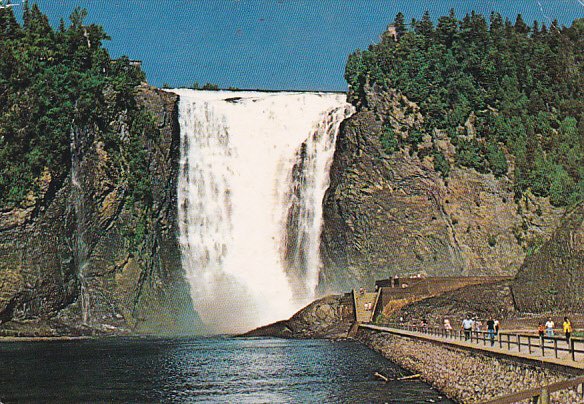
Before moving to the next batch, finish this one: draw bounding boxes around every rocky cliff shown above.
[319,85,566,292]
[0,85,198,336]
[243,294,354,339]
[513,202,584,313]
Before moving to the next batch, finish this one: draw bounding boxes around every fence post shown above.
[571,339,576,361]
[499,332,502,349]
[554,339,558,358]
[518,335,521,352]
[528,336,532,354]
[540,387,550,404]
[508,334,511,350]
[541,336,545,357]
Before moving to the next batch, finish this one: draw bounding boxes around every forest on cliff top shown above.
[346,11,584,207]
[2,5,583,209]
[0,2,152,209]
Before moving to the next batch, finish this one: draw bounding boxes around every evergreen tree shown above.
[344,10,583,206]
[0,3,149,208]
[393,12,407,40]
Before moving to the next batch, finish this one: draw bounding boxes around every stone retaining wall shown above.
[357,328,584,403]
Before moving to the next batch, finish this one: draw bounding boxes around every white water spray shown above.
[174,89,352,333]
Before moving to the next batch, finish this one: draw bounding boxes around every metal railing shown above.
[379,322,584,362]
[482,375,584,403]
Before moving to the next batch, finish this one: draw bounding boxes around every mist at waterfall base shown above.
[0,337,451,403]
[175,90,353,334]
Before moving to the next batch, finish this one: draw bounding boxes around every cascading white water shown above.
[282,108,350,302]
[174,89,353,333]
[70,128,90,325]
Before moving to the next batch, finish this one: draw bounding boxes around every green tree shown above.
[0,4,150,208]
[393,12,407,40]
[380,124,398,153]
[344,10,583,206]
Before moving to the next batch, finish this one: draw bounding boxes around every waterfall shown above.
[70,127,90,325]
[174,89,353,333]
[283,107,349,301]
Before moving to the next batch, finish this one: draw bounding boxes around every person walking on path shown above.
[545,318,555,337]
[494,319,500,335]
[462,316,473,341]
[487,317,496,346]
[444,318,452,335]
[563,317,573,344]
[538,322,545,342]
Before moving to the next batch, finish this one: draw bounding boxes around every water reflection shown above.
[0,337,451,403]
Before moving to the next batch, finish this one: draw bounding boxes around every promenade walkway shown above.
[353,290,379,323]
[360,323,584,371]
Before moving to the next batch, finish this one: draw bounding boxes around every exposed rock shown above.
[0,85,198,335]
[513,202,584,313]
[243,294,354,339]
[320,85,564,292]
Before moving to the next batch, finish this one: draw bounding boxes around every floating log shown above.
[374,372,421,383]
[374,372,390,382]
[398,374,421,381]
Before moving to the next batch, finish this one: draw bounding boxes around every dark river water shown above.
[0,337,451,403]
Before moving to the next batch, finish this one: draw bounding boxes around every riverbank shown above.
[357,327,584,403]
[0,336,92,342]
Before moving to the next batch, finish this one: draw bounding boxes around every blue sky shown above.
[24,1,584,90]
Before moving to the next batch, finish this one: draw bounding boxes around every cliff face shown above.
[320,85,565,291]
[513,202,584,313]
[0,86,197,335]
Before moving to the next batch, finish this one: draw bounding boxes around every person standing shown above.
[545,318,555,337]
[538,322,545,342]
[563,317,573,344]
[444,318,453,335]
[487,317,496,346]
[462,316,473,341]
[494,319,500,335]
[475,319,482,332]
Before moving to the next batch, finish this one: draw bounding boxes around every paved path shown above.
[353,291,379,323]
[361,324,584,371]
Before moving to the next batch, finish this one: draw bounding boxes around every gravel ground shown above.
[357,328,584,403]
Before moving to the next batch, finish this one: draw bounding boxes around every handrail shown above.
[481,375,584,403]
[376,323,584,362]
[371,291,381,319]
[352,289,357,322]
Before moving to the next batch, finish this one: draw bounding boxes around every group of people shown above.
[455,315,500,346]
[537,317,574,343]
[451,315,575,347]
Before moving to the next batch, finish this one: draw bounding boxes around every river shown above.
[0,337,451,403]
